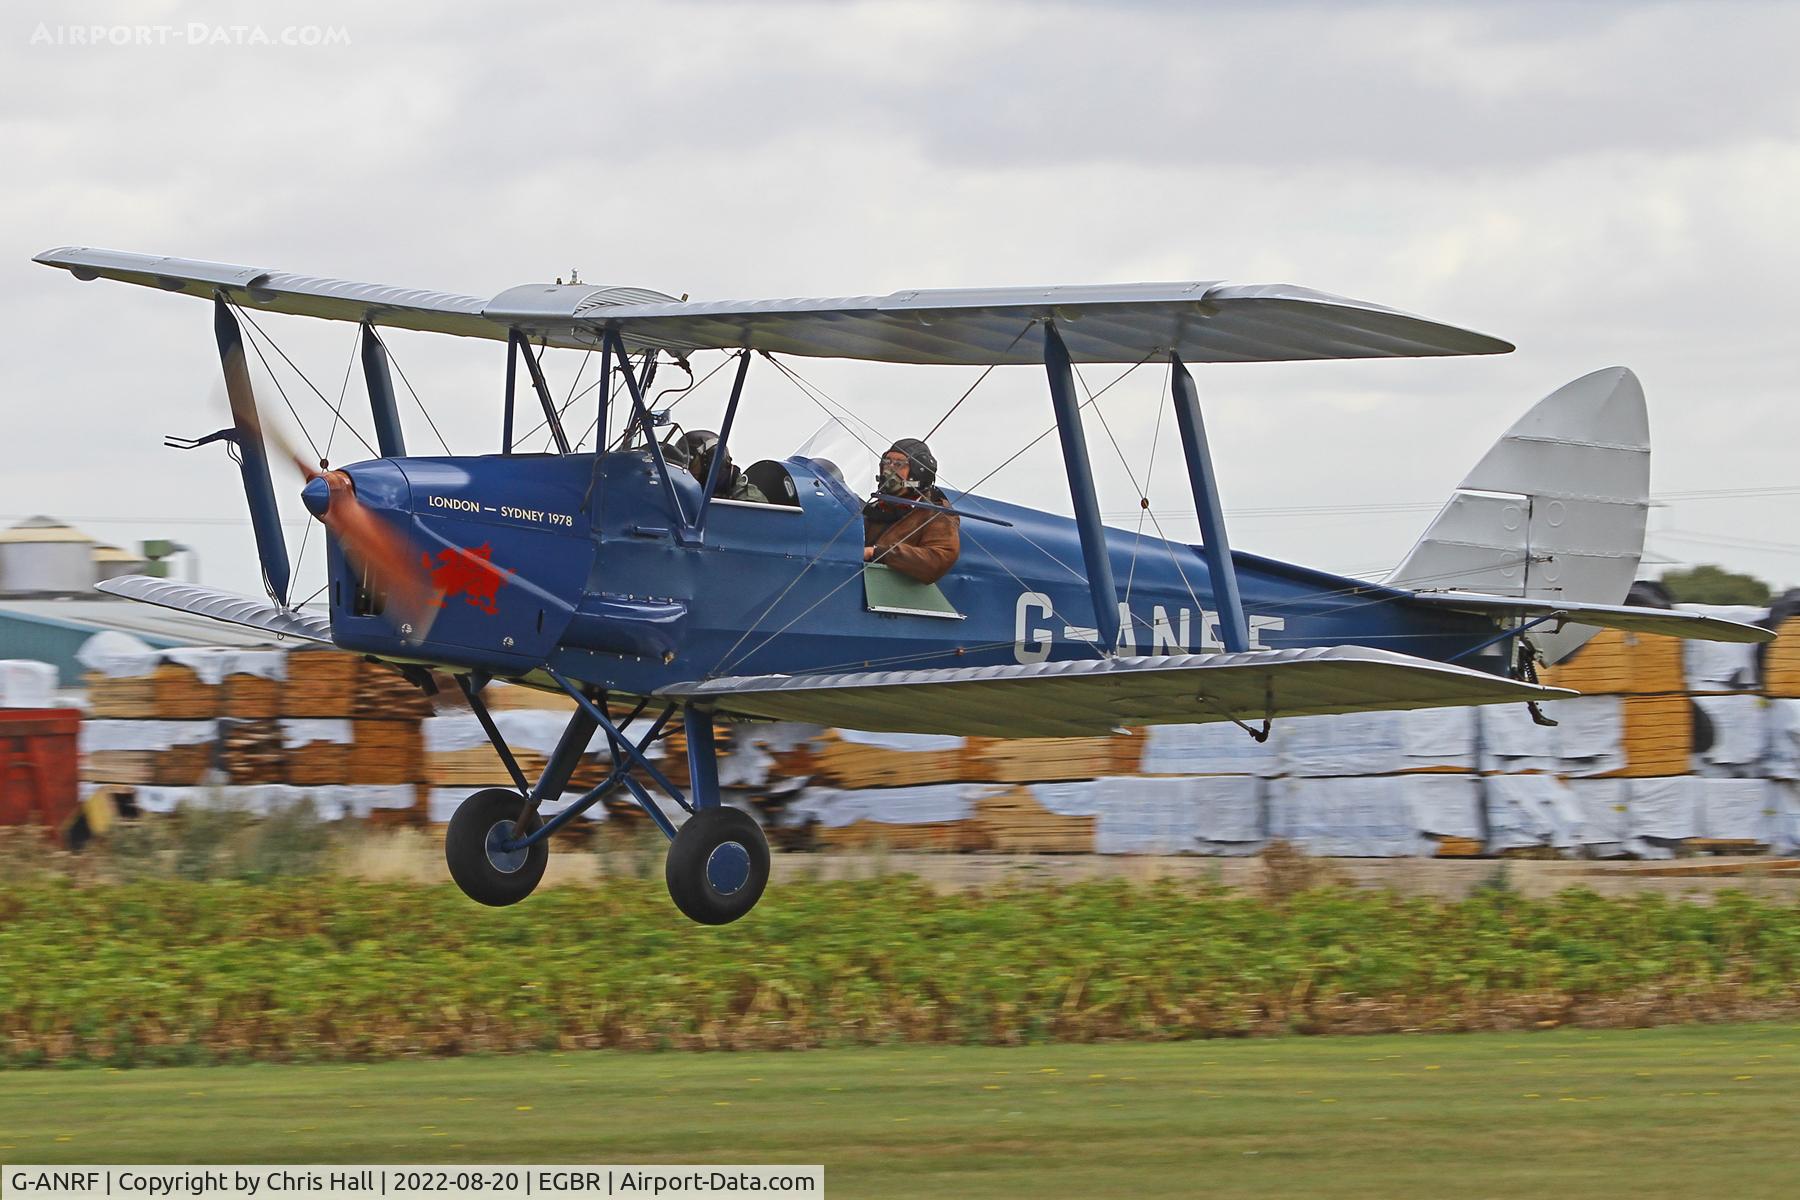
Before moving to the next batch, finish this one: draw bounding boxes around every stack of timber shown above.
[219,719,286,785]
[973,786,1097,853]
[222,671,281,719]
[1768,617,1800,699]
[810,730,973,788]
[283,720,353,786]
[78,645,433,821]
[85,664,219,719]
[348,718,423,786]
[81,723,217,787]
[813,816,994,852]
[966,735,1140,783]
[281,652,414,717]
[1543,632,1693,775]
[84,671,157,718]
[1606,694,1695,778]
[1542,628,1686,696]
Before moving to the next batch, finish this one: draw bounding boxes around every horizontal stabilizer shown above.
[96,575,332,643]
[662,646,1569,738]
[1406,592,1774,644]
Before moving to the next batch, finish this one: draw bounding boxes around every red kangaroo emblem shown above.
[423,543,512,615]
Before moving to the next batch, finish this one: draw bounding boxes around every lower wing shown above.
[660,646,1571,738]
[96,575,332,644]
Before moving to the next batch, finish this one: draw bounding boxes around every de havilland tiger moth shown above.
[33,246,1770,923]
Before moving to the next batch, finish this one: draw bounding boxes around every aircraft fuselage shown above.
[324,450,1501,696]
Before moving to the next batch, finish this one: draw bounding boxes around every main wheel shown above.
[665,807,771,925]
[445,788,547,907]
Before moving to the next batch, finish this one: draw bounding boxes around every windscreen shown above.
[791,420,881,503]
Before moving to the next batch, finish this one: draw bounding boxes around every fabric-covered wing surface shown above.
[36,247,1512,365]
[96,576,332,644]
[661,646,1570,738]
[582,282,1514,364]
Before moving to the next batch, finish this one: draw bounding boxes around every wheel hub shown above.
[485,821,529,873]
[705,840,752,896]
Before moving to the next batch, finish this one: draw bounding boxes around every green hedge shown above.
[2,878,1798,1066]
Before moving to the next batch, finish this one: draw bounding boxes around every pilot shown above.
[681,430,767,504]
[863,437,960,584]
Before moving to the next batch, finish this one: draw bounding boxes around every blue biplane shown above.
[36,247,1770,923]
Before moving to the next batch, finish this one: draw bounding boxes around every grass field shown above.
[3,1024,1797,1198]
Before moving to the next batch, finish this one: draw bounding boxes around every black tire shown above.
[445,788,547,907]
[665,806,771,925]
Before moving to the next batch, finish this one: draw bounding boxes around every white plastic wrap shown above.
[784,783,1005,828]
[1483,774,1583,853]
[79,719,218,752]
[1691,694,1770,775]
[74,635,285,683]
[1762,700,1800,780]
[75,630,158,678]
[1565,779,1633,855]
[1677,604,1766,692]
[1625,777,1699,842]
[1032,776,1265,854]
[424,787,607,824]
[1477,702,1561,774]
[279,719,354,748]
[1266,776,1430,857]
[1548,696,1627,778]
[719,739,776,788]
[1398,775,1484,840]
[1771,781,1800,854]
[739,723,827,753]
[93,784,416,819]
[834,729,966,752]
[160,647,287,685]
[1276,712,1406,777]
[422,710,609,759]
[1139,721,1281,777]
[1692,778,1774,841]
[0,659,58,708]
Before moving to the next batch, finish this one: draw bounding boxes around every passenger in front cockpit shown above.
[680,430,767,504]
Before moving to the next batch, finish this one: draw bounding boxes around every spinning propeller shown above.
[204,294,439,643]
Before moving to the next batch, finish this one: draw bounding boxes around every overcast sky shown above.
[4,0,1797,600]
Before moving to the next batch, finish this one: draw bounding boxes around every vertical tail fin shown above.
[1386,367,1649,662]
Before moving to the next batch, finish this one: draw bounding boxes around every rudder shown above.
[1386,367,1650,663]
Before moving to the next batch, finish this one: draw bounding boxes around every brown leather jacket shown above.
[864,491,961,584]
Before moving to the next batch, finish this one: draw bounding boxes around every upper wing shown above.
[32,246,674,345]
[36,247,1512,365]
[96,576,332,644]
[660,645,1568,738]
[1405,591,1774,644]
[559,282,1513,365]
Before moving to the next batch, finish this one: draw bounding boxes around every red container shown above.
[0,708,81,844]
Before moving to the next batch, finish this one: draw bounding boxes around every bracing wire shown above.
[231,303,377,459]
[290,331,364,596]
[922,364,995,441]
[371,328,452,455]
[234,315,323,462]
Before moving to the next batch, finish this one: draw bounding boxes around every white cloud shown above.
[2,0,1795,594]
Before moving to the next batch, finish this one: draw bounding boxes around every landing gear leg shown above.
[444,675,598,907]
[664,707,769,926]
[540,673,771,926]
